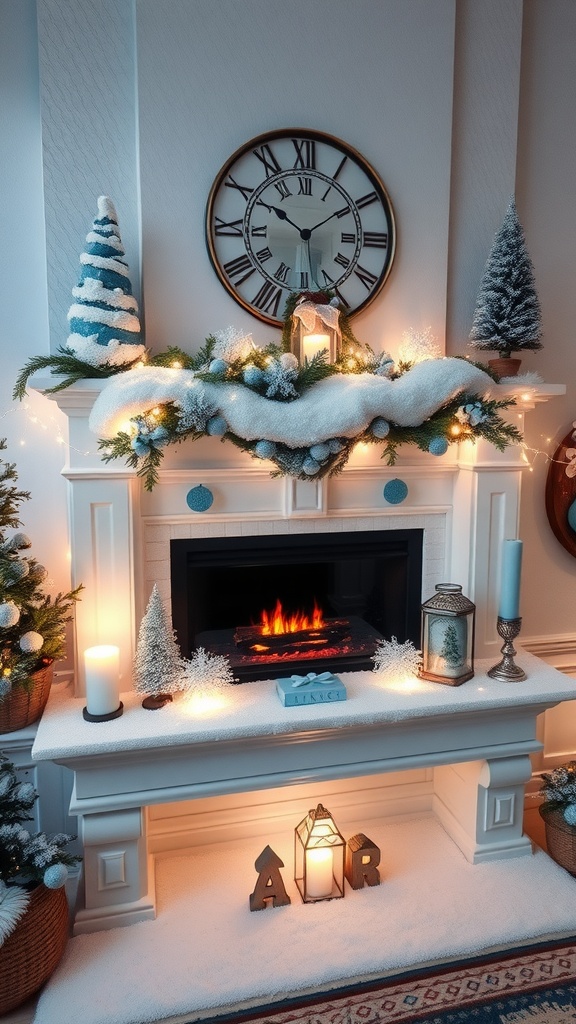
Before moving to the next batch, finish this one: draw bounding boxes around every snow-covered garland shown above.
[89,316,521,490]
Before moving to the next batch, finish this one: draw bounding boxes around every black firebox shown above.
[170,529,423,682]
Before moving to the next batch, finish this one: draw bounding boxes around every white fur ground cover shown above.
[34,816,576,1024]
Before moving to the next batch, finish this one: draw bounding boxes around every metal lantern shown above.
[294,803,345,902]
[420,583,475,686]
[290,301,341,365]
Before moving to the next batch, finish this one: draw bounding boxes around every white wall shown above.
[2,0,576,662]
[0,0,71,642]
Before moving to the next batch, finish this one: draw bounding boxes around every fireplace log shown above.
[234,619,351,655]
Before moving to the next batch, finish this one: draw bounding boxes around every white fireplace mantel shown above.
[33,375,565,696]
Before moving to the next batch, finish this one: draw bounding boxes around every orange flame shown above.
[260,599,325,635]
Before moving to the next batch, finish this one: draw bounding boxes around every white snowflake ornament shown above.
[181,647,235,696]
[372,636,422,684]
[212,327,255,364]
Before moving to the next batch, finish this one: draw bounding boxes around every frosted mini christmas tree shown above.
[133,584,183,708]
[66,196,145,368]
[470,197,543,363]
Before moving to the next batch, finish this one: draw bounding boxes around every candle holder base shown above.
[83,701,124,722]
[487,618,527,682]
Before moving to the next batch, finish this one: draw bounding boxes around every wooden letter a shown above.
[249,845,291,911]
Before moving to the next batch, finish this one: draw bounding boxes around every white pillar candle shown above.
[84,645,120,716]
[303,333,330,362]
[306,846,333,898]
[498,539,523,620]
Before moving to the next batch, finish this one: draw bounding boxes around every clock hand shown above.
[258,200,305,235]
[306,209,344,235]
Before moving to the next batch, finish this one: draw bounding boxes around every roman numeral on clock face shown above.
[354,264,378,289]
[214,217,244,237]
[223,254,256,285]
[252,144,282,178]
[255,246,273,263]
[356,191,379,210]
[334,252,351,269]
[297,176,313,196]
[274,180,292,200]
[250,224,267,237]
[273,262,291,282]
[292,139,316,169]
[224,175,254,201]
[253,280,283,316]
[363,231,388,248]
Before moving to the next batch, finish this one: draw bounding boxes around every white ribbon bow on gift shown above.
[292,300,341,338]
[290,671,334,688]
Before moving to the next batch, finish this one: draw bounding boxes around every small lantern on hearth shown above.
[420,583,475,686]
[290,295,341,365]
[294,802,345,902]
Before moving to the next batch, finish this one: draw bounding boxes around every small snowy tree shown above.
[440,623,462,668]
[469,197,543,358]
[133,584,183,708]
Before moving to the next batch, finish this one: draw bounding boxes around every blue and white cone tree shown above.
[66,196,145,368]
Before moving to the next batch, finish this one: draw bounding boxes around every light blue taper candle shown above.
[498,539,523,620]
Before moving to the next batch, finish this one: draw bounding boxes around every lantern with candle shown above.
[290,294,341,365]
[420,584,475,686]
[294,802,345,903]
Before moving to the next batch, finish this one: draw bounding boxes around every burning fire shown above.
[259,599,325,636]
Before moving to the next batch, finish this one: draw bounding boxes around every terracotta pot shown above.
[488,357,522,378]
[0,660,54,734]
[0,883,69,1014]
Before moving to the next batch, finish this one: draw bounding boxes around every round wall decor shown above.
[206,128,396,326]
[545,426,576,557]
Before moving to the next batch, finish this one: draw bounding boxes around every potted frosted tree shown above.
[0,439,82,732]
[469,197,543,377]
[0,752,80,1013]
[133,583,183,708]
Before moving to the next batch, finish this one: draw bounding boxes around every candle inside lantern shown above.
[302,333,330,362]
[306,846,333,898]
[84,645,120,716]
[498,539,523,620]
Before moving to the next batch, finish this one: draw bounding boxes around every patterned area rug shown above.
[189,942,576,1024]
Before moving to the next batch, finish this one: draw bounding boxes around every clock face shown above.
[206,129,396,326]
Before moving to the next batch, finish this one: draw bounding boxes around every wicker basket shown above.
[0,883,69,1014]
[0,660,53,734]
[539,803,576,876]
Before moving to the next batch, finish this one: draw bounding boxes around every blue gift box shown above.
[276,671,346,707]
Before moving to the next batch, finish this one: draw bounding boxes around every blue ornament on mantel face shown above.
[383,478,408,505]
[186,485,214,513]
[429,436,449,456]
[209,358,229,375]
[567,499,576,534]
[371,417,390,439]
[206,415,227,436]
[254,440,277,460]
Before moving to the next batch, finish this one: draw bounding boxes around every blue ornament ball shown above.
[206,415,227,436]
[186,485,214,513]
[326,437,344,454]
[309,443,330,463]
[567,498,576,534]
[254,440,277,460]
[429,436,449,456]
[564,804,576,826]
[243,366,264,387]
[209,358,228,375]
[303,457,321,476]
[383,478,408,505]
[43,863,69,889]
[371,417,390,439]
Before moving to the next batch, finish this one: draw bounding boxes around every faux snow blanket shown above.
[89,357,494,448]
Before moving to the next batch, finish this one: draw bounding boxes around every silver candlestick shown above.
[487,617,527,681]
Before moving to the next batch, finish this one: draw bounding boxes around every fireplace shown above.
[170,529,423,681]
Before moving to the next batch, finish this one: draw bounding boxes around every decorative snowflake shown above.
[372,636,422,682]
[180,647,236,695]
[212,327,255,363]
[176,388,216,434]
[262,359,299,400]
[398,326,441,365]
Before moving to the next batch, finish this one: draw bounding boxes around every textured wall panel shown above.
[37,0,140,352]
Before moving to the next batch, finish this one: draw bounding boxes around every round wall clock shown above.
[205,128,396,327]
